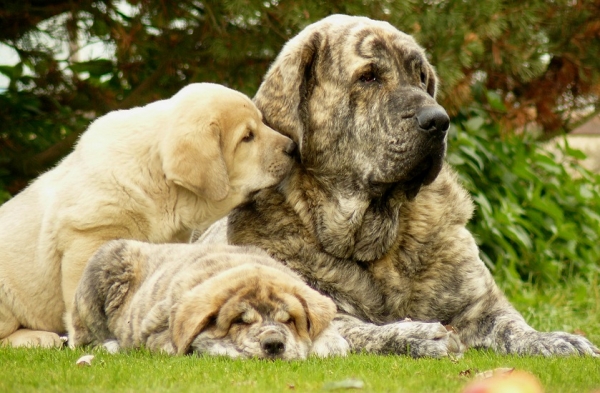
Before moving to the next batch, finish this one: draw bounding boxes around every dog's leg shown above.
[489,315,600,356]
[0,302,60,348]
[450,279,600,357]
[333,314,464,358]
[0,288,63,348]
[0,299,20,340]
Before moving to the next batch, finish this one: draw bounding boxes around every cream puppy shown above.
[0,83,295,347]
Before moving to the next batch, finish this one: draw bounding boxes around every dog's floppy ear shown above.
[161,121,230,201]
[295,285,337,340]
[253,26,323,152]
[170,287,221,355]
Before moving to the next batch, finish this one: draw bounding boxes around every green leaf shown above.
[473,192,493,216]
[533,153,563,175]
[529,196,564,222]
[0,63,23,79]
[485,90,507,112]
[458,145,485,171]
[446,153,465,166]
[69,59,114,77]
[463,116,485,132]
[562,137,588,160]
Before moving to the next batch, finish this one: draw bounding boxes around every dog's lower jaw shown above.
[396,144,447,201]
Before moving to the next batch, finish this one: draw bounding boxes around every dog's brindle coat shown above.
[219,15,598,357]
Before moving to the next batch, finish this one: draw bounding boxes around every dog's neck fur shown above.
[281,165,405,262]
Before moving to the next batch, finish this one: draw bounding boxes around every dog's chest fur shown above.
[229,166,475,325]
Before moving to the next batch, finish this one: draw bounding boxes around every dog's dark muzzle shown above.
[368,102,449,199]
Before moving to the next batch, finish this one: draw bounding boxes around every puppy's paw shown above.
[389,321,465,358]
[101,339,121,354]
[310,325,350,357]
[1,329,64,348]
[514,331,599,356]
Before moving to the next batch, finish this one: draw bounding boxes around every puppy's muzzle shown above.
[261,336,285,356]
[415,106,450,136]
[259,328,286,357]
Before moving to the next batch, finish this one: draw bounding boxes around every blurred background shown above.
[0,0,599,293]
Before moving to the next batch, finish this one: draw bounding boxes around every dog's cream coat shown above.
[69,241,347,359]
[0,83,294,347]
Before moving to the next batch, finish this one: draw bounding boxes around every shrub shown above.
[447,102,600,288]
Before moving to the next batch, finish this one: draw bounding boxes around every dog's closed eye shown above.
[232,315,249,325]
[274,311,297,330]
[230,310,259,326]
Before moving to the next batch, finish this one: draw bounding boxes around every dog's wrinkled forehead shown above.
[328,16,416,50]
[322,18,432,82]
[232,281,287,314]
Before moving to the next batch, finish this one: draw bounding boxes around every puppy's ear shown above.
[161,122,230,201]
[295,286,337,340]
[170,288,220,355]
[253,26,323,152]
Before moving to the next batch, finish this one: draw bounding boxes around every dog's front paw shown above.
[513,331,600,356]
[310,325,350,357]
[333,315,465,358]
[1,329,64,348]
[389,321,465,358]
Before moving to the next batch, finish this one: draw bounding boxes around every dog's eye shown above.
[242,131,255,143]
[359,71,377,83]
[420,70,427,87]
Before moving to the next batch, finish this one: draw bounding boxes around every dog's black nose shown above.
[284,140,297,156]
[416,106,450,134]
[261,337,285,356]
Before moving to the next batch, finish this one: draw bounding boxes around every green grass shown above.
[2,281,599,393]
[2,348,599,393]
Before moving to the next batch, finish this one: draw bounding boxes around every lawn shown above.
[2,281,599,393]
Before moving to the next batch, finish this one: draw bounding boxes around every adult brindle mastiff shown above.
[199,15,599,357]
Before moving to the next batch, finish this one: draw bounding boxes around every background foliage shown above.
[1,0,599,286]
[447,85,600,286]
